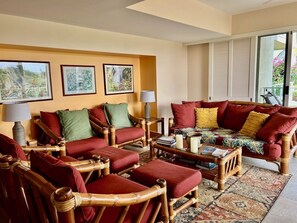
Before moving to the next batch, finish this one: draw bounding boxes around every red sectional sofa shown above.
[169,100,297,175]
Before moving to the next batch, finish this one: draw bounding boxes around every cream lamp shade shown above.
[2,102,31,146]
[140,90,155,119]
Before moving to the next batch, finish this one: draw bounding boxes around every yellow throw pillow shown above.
[240,111,270,138]
[195,107,219,128]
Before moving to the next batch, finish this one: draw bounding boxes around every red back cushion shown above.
[257,112,297,143]
[276,105,297,117]
[254,105,280,115]
[30,151,95,223]
[171,103,196,128]
[182,100,201,108]
[222,104,256,131]
[88,105,108,125]
[40,111,62,137]
[201,100,228,125]
[0,133,27,161]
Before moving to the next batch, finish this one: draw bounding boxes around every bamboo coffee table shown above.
[150,140,242,190]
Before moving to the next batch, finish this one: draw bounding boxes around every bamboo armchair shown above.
[0,154,169,223]
[34,115,109,157]
[89,113,146,148]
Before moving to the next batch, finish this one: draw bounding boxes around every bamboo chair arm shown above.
[55,178,167,207]
[89,113,109,128]
[34,118,65,145]
[129,114,145,129]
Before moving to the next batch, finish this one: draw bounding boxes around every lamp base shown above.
[12,121,26,146]
[144,103,151,120]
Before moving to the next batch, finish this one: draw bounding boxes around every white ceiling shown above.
[0,0,296,43]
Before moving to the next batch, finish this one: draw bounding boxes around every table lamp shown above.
[2,102,31,146]
[140,90,155,119]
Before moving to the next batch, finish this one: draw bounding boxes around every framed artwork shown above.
[103,64,134,95]
[61,65,96,96]
[0,60,52,103]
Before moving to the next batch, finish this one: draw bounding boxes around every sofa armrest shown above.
[89,113,109,128]
[280,123,297,175]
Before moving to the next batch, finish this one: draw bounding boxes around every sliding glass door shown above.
[257,32,297,106]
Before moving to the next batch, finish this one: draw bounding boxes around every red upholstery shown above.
[30,151,95,223]
[171,102,196,128]
[257,112,297,143]
[115,127,145,144]
[85,146,139,173]
[201,100,228,125]
[89,105,108,125]
[86,174,153,223]
[0,133,27,161]
[182,100,201,108]
[276,105,297,117]
[40,111,62,136]
[131,159,202,198]
[222,104,256,131]
[242,143,282,160]
[254,105,280,115]
[66,136,108,158]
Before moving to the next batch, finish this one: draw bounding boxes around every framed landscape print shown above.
[0,61,52,103]
[61,65,96,96]
[103,64,134,95]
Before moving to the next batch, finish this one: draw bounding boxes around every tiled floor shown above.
[242,154,297,223]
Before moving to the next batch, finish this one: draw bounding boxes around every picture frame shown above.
[103,64,134,95]
[0,60,52,103]
[61,65,96,96]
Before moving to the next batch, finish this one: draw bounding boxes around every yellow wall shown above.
[0,44,156,140]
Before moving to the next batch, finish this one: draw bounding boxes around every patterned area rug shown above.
[139,151,291,223]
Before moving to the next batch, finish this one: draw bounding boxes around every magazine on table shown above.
[201,146,229,157]
[157,136,176,147]
[195,160,217,170]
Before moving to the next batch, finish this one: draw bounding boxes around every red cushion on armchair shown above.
[115,127,144,144]
[89,105,108,125]
[30,150,95,223]
[0,133,27,161]
[66,136,108,158]
[86,174,153,223]
[40,111,62,137]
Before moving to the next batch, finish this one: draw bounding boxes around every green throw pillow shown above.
[104,103,133,129]
[57,108,93,142]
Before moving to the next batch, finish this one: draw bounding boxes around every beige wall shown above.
[0,14,188,138]
[187,44,209,101]
[232,2,297,35]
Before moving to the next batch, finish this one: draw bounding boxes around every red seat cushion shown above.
[257,112,297,143]
[201,100,228,126]
[115,127,144,144]
[0,133,27,161]
[86,174,153,223]
[85,146,139,173]
[131,159,202,198]
[66,136,108,158]
[171,102,196,128]
[30,150,95,223]
[222,104,256,131]
[89,105,108,125]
